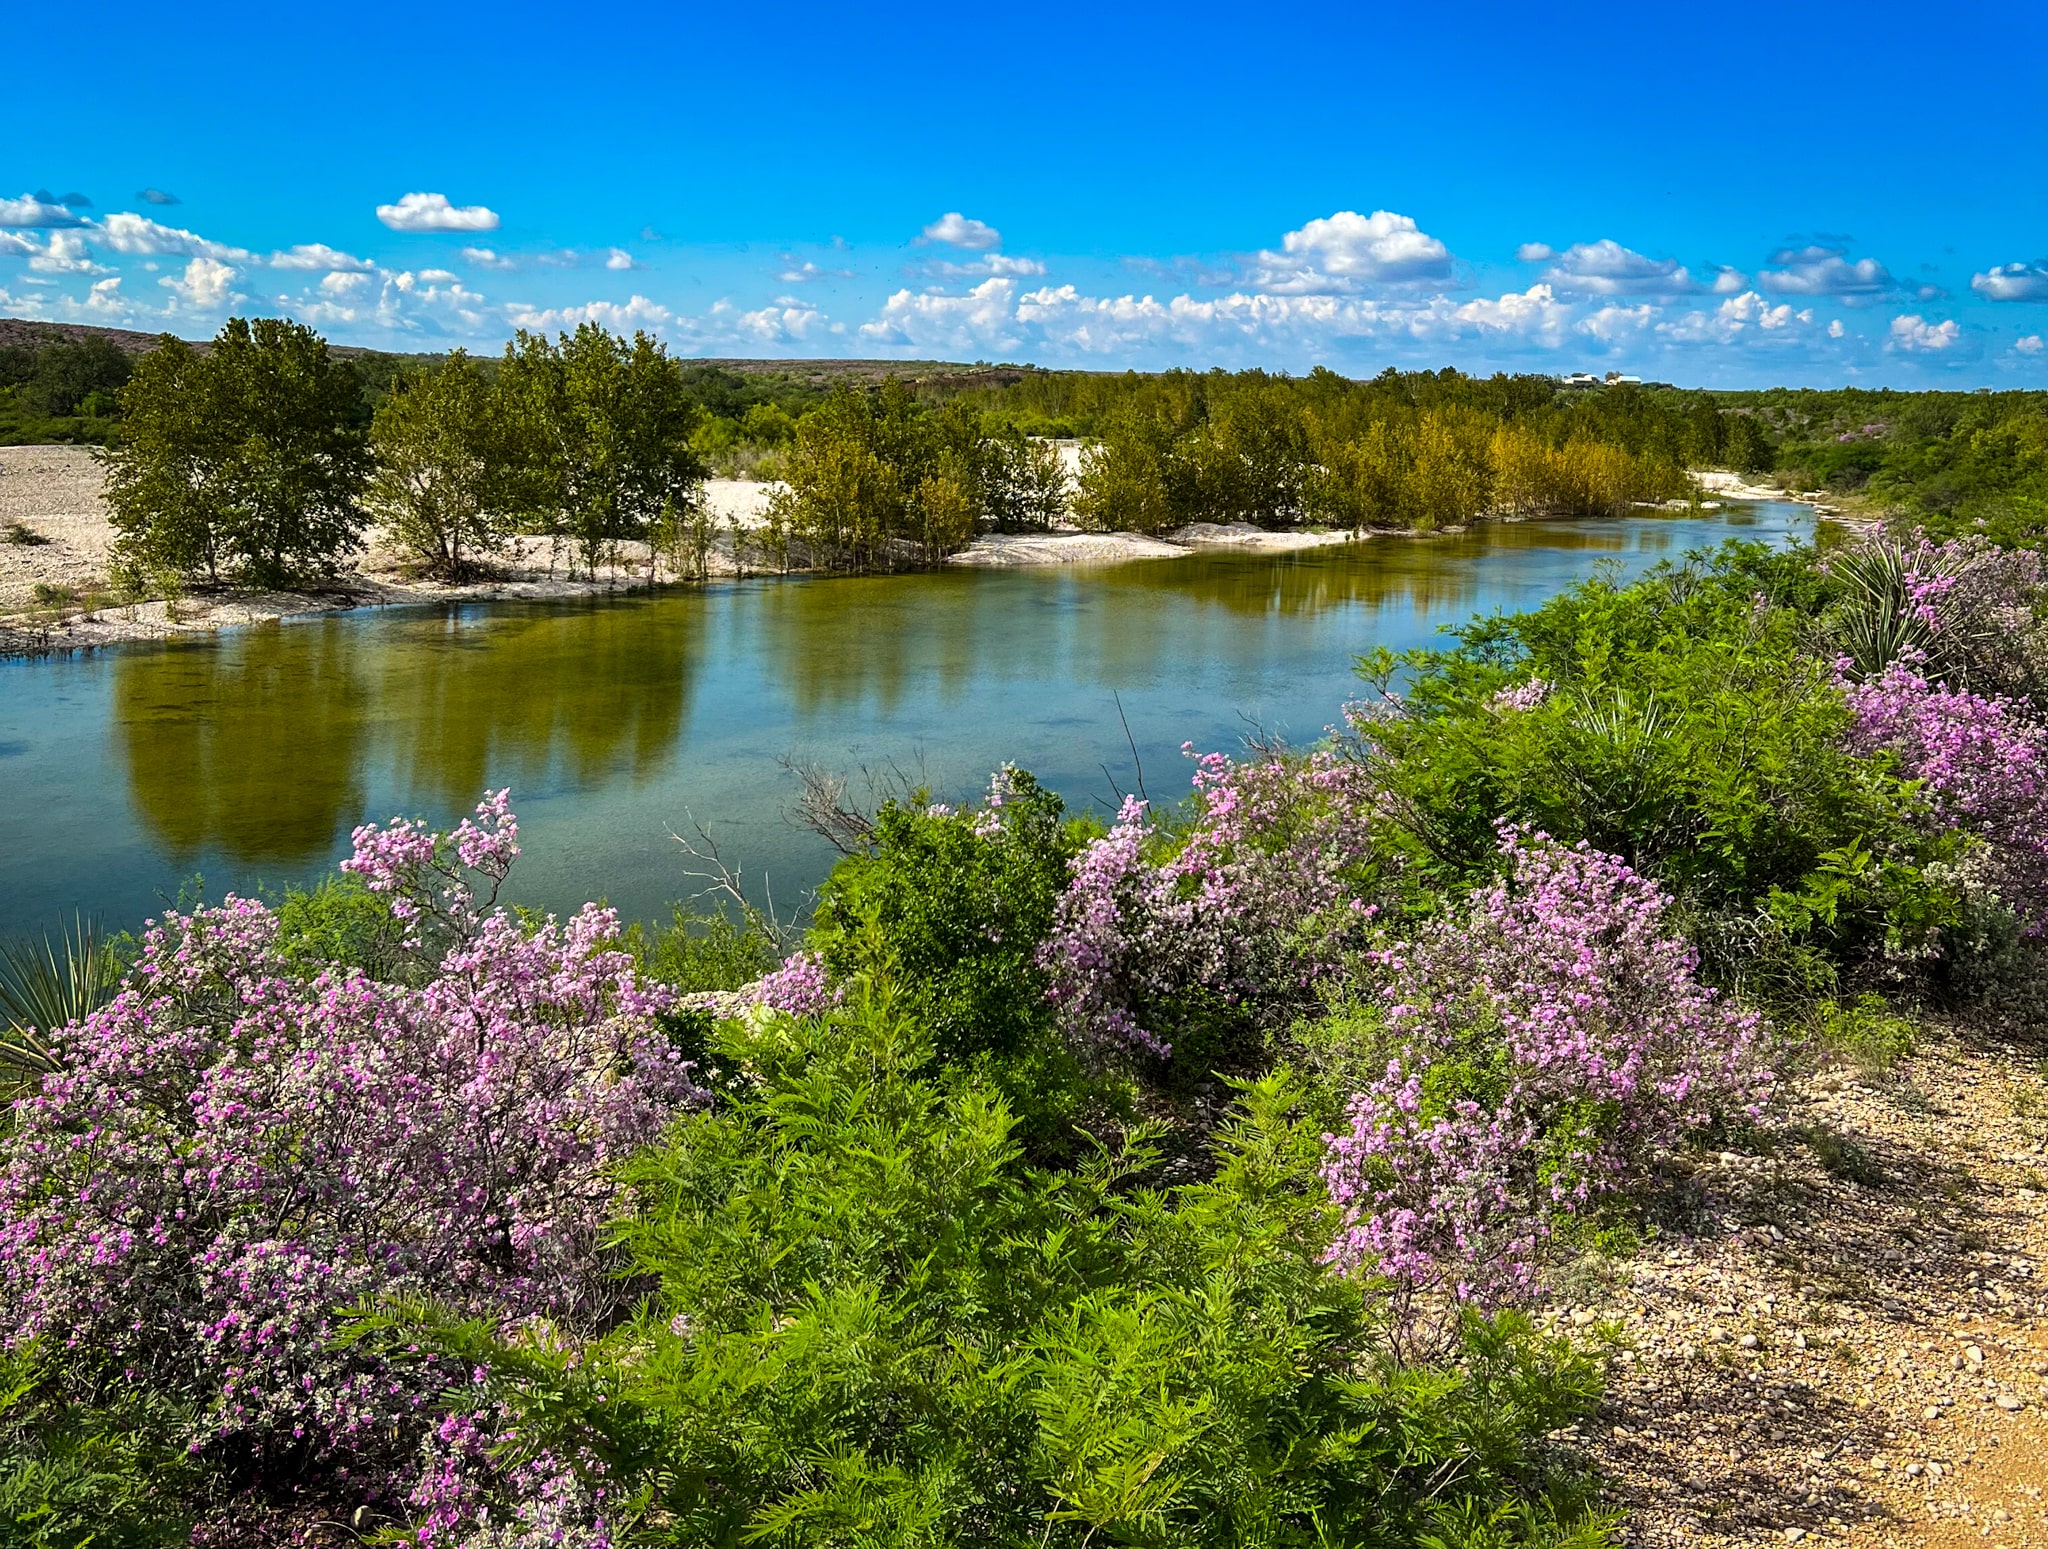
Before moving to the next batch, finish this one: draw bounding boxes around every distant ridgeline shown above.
[5,314,2045,548]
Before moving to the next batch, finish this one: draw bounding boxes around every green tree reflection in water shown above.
[114,597,706,865]
[371,596,705,808]
[114,621,371,865]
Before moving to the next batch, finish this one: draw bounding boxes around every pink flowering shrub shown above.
[408,1398,619,1549]
[1321,828,1769,1306]
[1829,532,2047,698]
[1841,660,2048,933]
[1040,744,1385,1059]
[0,792,703,1513]
[750,948,841,1016]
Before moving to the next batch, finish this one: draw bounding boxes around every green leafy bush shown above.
[809,769,1082,1062]
[389,996,1614,1549]
[0,1348,201,1549]
[625,904,779,993]
[1356,543,1957,994]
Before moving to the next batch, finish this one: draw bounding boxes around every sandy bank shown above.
[0,447,796,656]
[1693,468,1845,513]
[949,522,1363,568]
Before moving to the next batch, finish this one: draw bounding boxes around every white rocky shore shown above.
[0,444,1824,654]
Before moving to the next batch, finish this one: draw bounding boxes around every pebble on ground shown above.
[1553,1031,2048,1549]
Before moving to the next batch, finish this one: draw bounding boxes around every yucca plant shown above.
[0,916,119,1077]
[1835,536,1941,676]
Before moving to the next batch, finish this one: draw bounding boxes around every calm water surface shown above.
[0,504,1813,935]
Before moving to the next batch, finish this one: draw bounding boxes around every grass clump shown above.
[1814,994,1919,1078]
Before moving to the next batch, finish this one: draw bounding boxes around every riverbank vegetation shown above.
[4,508,2045,1545]
[15,314,2048,592]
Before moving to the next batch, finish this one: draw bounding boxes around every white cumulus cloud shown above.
[1537,239,1701,296]
[269,243,375,272]
[27,231,108,275]
[736,302,836,344]
[1888,314,1961,352]
[1758,245,1894,298]
[1577,304,1656,342]
[861,278,1023,351]
[1972,262,2048,302]
[605,248,640,271]
[1658,291,1811,344]
[0,193,87,229]
[919,212,1002,250]
[95,212,252,262]
[505,294,673,333]
[2015,335,2043,354]
[84,277,125,315]
[1248,209,1452,293]
[462,247,515,270]
[160,255,241,310]
[376,192,501,233]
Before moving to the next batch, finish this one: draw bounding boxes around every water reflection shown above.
[115,622,372,863]
[112,596,705,863]
[8,503,1813,935]
[374,597,705,804]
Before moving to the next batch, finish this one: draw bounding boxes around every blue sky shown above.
[6,0,2045,387]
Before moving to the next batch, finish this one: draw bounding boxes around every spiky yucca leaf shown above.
[0,917,118,1076]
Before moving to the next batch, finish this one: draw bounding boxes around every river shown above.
[0,503,1815,936]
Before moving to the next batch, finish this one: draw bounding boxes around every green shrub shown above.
[809,769,1083,1062]
[625,904,779,994]
[272,873,413,981]
[385,996,1615,1549]
[0,1347,201,1549]
[1356,542,1959,993]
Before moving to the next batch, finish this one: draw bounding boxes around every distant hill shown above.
[0,318,192,355]
[0,318,1034,388]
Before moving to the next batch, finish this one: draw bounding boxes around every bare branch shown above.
[667,813,793,948]
[776,754,879,856]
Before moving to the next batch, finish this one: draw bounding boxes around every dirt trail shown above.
[1568,1033,2048,1548]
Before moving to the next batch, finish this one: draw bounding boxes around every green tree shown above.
[21,335,132,417]
[105,318,369,588]
[366,351,532,579]
[207,317,370,586]
[103,336,234,585]
[499,324,708,578]
[768,381,982,570]
[1073,407,1181,534]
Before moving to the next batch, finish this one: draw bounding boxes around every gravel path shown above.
[1565,1033,2048,1549]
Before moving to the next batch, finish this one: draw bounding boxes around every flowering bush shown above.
[1321,828,1769,1306]
[1828,532,2048,698]
[0,792,703,1523]
[1842,660,2048,934]
[1040,745,1385,1061]
[750,947,840,1016]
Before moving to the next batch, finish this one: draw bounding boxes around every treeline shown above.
[944,364,1774,463]
[106,318,718,587]
[0,333,133,443]
[1724,386,2048,544]
[1068,387,1696,534]
[101,318,1073,585]
[766,380,1066,570]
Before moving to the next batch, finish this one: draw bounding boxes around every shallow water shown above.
[0,504,1813,935]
